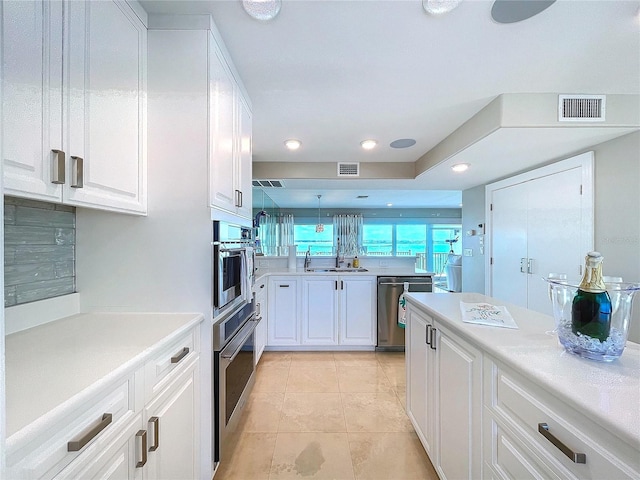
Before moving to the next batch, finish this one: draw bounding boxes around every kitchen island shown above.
[405,292,639,480]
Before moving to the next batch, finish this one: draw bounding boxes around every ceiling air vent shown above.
[337,162,360,177]
[558,95,606,122]
[252,179,285,188]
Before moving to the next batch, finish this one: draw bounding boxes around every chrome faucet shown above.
[304,248,311,270]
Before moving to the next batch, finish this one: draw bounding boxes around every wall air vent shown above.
[337,162,360,177]
[252,180,285,188]
[558,95,606,122]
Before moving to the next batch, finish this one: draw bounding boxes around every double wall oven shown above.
[212,221,259,466]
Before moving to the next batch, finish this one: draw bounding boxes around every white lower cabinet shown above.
[267,274,376,348]
[7,326,201,480]
[406,303,482,480]
[484,358,640,480]
[268,276,301,346]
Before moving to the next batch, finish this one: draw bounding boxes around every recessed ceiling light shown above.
[423,0,462,16]
[242,0,281,21]
[284,139,301,150]
[387,203,393,207]
[451,163,470,173]
[390,138,416,149]
[360,139,377,150]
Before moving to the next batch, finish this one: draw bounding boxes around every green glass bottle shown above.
[571,252,612,342]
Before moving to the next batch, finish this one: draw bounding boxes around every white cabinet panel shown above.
[302,276,338,345]
[1,0,147,214]
[236,97,253,219]
[64,0,146,213]
[268,277,300,346]
[2,0,63,201]
[255,279,268,363]
[339,276,376,345]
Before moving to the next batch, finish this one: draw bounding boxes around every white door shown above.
[144,364,198,480]
[526,168,583,315]
[435,323,482,480]
[64,0,146,214]
[209,40,236,213]
[340,276,376,345]
[406,307,435,457]
[268,277,300,346]
[236,97,253,220]
[490,183,528,308]
[2,0,64,201]
[489,154,593,314]
[302,277,338,345]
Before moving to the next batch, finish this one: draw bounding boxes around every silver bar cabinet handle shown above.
[70,156,83,188]
[429,327,437,350]
[149,416,159,452]
[538,423,586,464]
[67,413,112,451]
[51,149,65,184]
[170,347,189,364]
[136,429,148,467]
[426,324,431,346]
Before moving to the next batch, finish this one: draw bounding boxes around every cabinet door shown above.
[64,0,146,214]
[406,306,436,457]
[255,283,268,363]
[339,276,376,345]
[267,277,300,346]
[434,322,482,480]
[302,276,338,345]
[235,96,253,220]
[209,40,237,213]
[2,0,63,201]
[144,361,198,480]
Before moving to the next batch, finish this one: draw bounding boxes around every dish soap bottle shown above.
[571,252,612,342]
[353,256,359,268]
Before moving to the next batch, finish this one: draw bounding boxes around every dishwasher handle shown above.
[378,282,432,286]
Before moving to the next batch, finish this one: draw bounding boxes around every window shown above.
[396,225,427,256]
[362,224,393,255]
[294,224,334,256]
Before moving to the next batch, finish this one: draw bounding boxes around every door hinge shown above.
[490,257,493,265]
[580,185,583,195]
[490,203,493,211]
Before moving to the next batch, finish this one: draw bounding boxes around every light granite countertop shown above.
[405,292,640,449]
[5,312,204,442]
[254,267,434,285]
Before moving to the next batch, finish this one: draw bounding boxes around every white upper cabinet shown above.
[208,35,252,220]
[2,0,147,215]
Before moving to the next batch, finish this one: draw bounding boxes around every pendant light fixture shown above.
[315,195,324,233]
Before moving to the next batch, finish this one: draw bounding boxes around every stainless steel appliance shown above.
[213,300,260,465]
[213,221,254,316]
[377,276,433,351]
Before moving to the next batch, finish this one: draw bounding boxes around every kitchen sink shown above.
[305,267,369,273]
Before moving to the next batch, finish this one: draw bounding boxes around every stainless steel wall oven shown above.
[213,221,254,317]
[212,292,260,466]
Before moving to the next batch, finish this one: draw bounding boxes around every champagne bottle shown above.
[571,252,612,342]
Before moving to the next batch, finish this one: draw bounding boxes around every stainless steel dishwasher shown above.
[376,276,433,351]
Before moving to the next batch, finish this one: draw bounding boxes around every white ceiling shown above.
[140,0,640,208]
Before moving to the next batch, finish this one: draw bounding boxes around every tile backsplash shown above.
[4,197,76,307]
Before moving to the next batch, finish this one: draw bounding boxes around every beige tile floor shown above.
[215,351,439,480]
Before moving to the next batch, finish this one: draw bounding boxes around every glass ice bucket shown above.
[546,279,640,362]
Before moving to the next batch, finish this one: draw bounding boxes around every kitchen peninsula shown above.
[405,292,640,480]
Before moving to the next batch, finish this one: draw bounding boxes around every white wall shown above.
[76,29,214,478]
[592,131,640,342]
[461,185,485,294]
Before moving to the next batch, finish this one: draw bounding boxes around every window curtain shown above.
[258,213,294,256]
[333,214,363,256]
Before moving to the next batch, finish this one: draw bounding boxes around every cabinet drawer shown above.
[14,378,135,480]
[144,329,197,401]
[485,359,640,479]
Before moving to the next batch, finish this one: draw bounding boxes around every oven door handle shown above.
[220,314,258,362]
